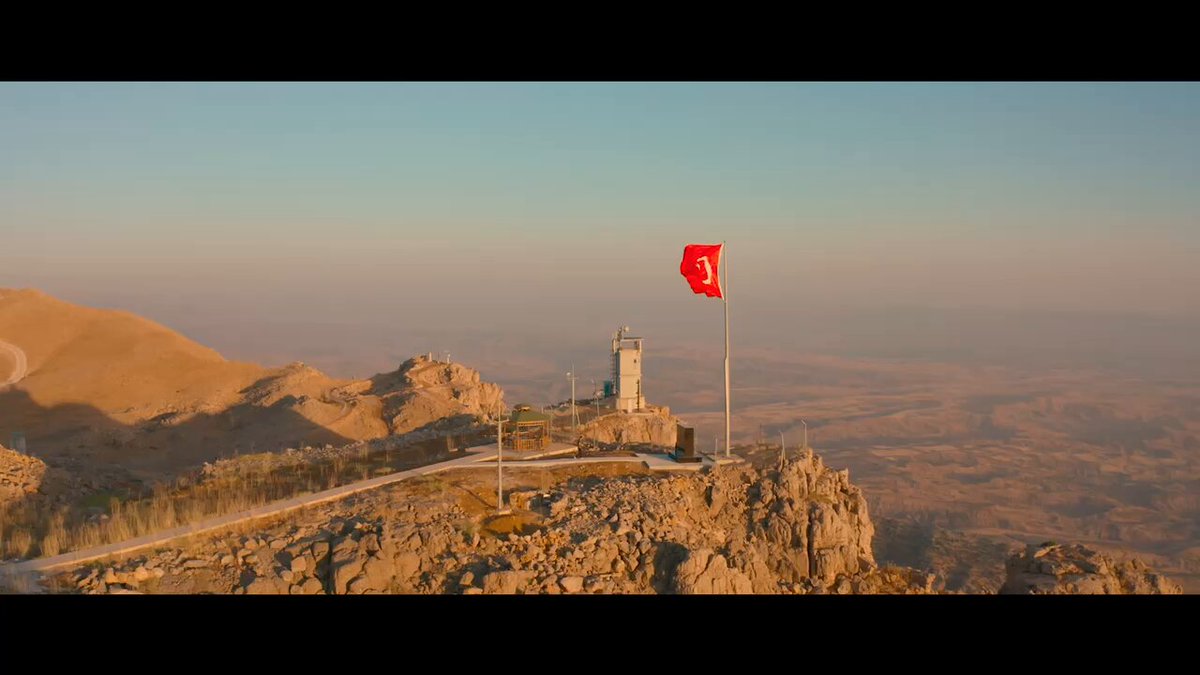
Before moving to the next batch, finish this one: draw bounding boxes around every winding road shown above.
[0,340,28,387]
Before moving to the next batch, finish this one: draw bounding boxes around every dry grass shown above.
[39,512,65,557]
[0,440,447,561]
[5,527,32,558]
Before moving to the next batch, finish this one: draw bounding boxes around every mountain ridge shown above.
[0,288,504,479]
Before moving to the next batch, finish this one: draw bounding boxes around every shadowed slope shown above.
[0,289,504,479]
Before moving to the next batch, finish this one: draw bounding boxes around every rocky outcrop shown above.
[578,406,678,449]
[1000,542,1182,594]
[371,356,505,435]
[0,444,45,505]
[739,451,877,589]
[235,355,506,443]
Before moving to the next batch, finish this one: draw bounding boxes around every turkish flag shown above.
[680,244,723,298]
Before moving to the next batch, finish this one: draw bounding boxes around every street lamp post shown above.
[497,403,507,513]
[590,379,598,419]
[567,365,578,436]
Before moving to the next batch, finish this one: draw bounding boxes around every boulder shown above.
[481,570,536,594]
[394,552,422,580]
[244,575,289,595]
[1000,543,1182,595]
[361,556,394,592]
[673,549,753,594]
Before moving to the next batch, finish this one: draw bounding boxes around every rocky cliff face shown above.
[578,406,678,449]
[59,449,937,595]
[1000,542,1182,594]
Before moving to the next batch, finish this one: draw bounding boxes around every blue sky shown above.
[4,82,1198,240]
[2,82,1199,375]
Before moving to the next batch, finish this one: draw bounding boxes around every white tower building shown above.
[611,326,644,413]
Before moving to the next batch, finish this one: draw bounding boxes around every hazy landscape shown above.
[2,82,1198,594]
[227,312,1200,592]
[126,301,1200,591]
[2,288,1196,592]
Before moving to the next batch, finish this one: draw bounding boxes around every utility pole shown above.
[567,364,578,436]
[801,419,808,449]
[780,430,786,456]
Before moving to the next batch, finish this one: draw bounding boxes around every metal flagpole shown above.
[723,240,731,458]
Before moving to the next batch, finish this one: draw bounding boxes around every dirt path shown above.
[0,340,28,387]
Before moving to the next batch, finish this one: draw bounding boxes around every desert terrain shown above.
[653,349,1200,592]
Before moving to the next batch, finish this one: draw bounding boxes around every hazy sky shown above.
[3,82,1199,383]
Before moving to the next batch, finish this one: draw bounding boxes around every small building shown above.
[509,405,551,452]
[611,326,645,413]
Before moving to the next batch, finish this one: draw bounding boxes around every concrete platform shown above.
[703,453,746,466]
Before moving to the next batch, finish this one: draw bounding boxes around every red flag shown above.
[680,244,723,298]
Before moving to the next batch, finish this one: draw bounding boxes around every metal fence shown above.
[544,403,618,443]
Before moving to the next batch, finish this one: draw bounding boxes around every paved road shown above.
[0,340,28,387]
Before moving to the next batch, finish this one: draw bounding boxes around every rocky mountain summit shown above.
[368,355,505,435]
[27,446,1182,595]
[57,449,940,594]
[1000,541,1182,594]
